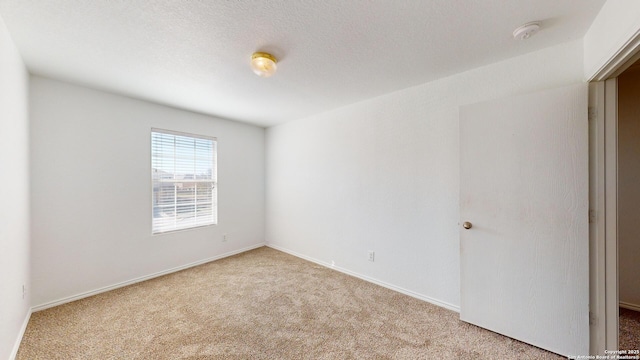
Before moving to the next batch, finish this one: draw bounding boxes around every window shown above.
[151,129,217,233]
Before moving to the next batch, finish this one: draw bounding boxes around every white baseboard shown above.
[32,243,266,312]
[266,243,460,313]
[9,308,32,360]
[620,301,640,312]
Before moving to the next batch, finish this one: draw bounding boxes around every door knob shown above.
[463,221,472,229]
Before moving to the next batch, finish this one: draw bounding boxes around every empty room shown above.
[2,0,639,359]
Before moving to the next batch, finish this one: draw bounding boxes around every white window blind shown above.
[151,129,217,234]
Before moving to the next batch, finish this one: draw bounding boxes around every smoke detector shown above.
[513,22,541,40]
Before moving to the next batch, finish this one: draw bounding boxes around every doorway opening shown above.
[590,54,640,354]
[614,61,640,350]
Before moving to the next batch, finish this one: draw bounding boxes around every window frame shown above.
[150,128,217,234]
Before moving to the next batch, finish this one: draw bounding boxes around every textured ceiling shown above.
[0,0,605,127]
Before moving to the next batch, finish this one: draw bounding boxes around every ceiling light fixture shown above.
[513,22,540,40]
[251,52,278,77]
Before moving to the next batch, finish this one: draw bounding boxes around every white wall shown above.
[583,0,640,80]
[30,77,265,308]
[0,14,30,360]
[617,66,640,309]
[266,40,585,309]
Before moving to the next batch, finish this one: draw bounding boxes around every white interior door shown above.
[460,83,589,356]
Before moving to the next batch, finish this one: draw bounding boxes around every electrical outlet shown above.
[22,285,26,299]
[222,233,228,242]
[368,251,375,262]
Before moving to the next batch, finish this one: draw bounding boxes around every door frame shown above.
[588,31,640,355]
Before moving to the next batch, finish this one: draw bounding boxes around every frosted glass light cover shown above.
[251,53,277,77]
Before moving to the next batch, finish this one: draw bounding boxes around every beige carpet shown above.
[18,247,562,359]
[620,307,640,351]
